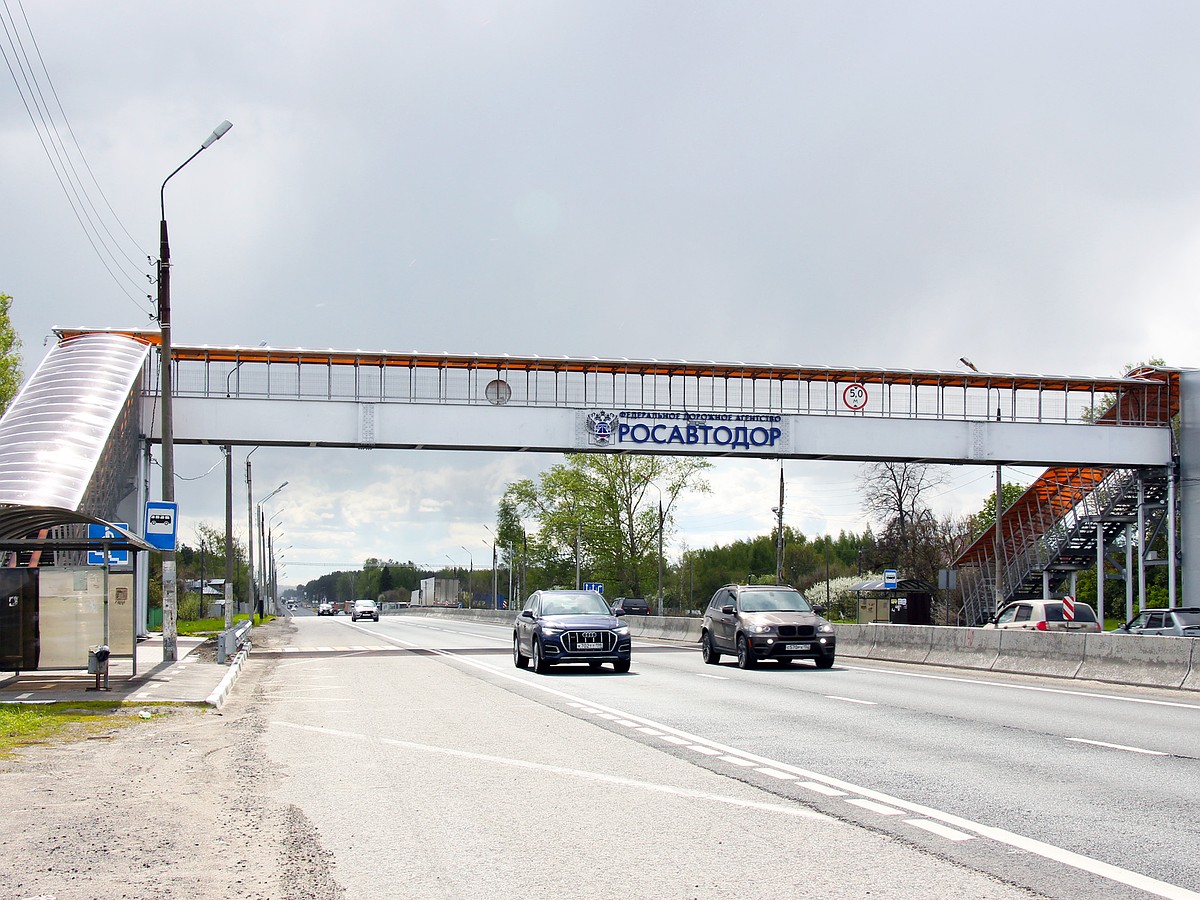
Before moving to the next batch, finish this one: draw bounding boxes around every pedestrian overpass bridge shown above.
[0,328,1194,626]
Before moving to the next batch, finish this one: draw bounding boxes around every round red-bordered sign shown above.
[843,383,868,410]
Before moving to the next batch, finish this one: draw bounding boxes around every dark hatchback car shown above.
[701,584,836,669]
[514,589,632,674]
[610,597,650,616]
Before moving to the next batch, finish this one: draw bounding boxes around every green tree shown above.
[966,482,1026,536]
[0,294,23,413]
[1081,357,1166,423]
[503,453,711,599]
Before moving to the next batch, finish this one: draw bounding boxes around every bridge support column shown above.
[1181,371,1200,606]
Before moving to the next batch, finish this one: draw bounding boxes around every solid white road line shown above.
[825,695,877,705]
[1067,737,1168,756]
[341,618,1200,900]
[841,663,1200,711]
[271,719,827,821]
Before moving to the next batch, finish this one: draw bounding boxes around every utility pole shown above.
[657,496,664,616]
[224,445,234,630]
[774,465,785,584]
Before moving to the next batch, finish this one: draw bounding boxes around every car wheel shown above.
[351,615,357,622]
[701,632,721,665]
[736,635,757,669]
[532,639,549,674]
[612,659,631,673]
[513,634,529,669]
[814,655,835,669]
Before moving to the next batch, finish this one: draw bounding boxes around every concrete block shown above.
[1181,641,1200,692]
[925,627,1001,670]
[1078,633,1191,689]
[867,624,932,664]
[992,630,1086,678]
[832,624,874,657]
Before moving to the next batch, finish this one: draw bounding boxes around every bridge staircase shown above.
[954,368,1178,626]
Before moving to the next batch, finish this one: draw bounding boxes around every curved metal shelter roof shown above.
[0,505,152,551]
[0,331,151,509]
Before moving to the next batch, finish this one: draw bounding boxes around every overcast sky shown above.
[3,2,1197,588]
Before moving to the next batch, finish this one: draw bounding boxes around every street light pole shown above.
[158,119,232,662]
[461,546,474,607]
[255,482,287,617]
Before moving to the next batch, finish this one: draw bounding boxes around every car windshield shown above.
[738,590,812,613]
[540,593,610,616]
[357,600,376,608]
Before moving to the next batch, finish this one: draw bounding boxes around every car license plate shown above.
[577,642,603,650]
[785,643,811,651]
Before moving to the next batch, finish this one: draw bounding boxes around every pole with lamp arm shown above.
[158,119,233,662]
[245,448,258,621]
[484,526,499,609]
[444,554,458,606]
[461,546,474,607]
[255,484,287,616]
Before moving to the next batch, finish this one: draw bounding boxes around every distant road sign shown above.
[884,569,898,589]
[144,502,178,551]
[583,582,604,594]
[87,522,130,566]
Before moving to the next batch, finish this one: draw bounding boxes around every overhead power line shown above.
[0,0,154,316]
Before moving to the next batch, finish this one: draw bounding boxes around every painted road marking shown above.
[755,767,797,780]
[826,695,877,705]
[846,798,904,816]
[720,756,757,767]
[403,637,1200,900]
[696,673,729,680]
[905,819,975,842]
[272,719,828,821]
[841,663,1200,712]
[800,781,848,797]
[688,745,721,755]
[1067,737,1168,756]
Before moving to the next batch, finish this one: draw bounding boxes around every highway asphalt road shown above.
[253,612,1200,899]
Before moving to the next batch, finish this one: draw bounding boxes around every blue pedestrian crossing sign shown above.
[144,502,178,551]
[87,523,130,566]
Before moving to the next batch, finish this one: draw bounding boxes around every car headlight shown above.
[750,624,773,634]
[817,623,834,634]
[614,625,630,635]
[541,626,563,637]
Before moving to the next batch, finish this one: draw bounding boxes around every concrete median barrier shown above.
[993,630,1086,678]
[925,627,1001,670]
[832,624,874,657]
[1078,633,1192,689]
[1181,641,1200,692]
[866,624,932,664]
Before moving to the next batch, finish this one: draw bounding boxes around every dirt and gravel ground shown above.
[0,620,340,900]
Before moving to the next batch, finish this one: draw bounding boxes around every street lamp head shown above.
[201,120,233,149]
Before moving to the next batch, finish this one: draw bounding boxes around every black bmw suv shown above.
[701,584,836,669]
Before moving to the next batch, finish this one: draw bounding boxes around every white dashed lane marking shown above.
[1066,737,1167,756]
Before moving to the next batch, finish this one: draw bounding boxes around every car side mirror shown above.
[813,605,827,616]
[614,609,626,617]
[520,609,534,619]
[721,604,735,615]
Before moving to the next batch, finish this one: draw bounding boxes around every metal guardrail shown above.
[217,620,252,665]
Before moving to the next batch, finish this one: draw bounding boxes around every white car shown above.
[983,599,1100,633]
[351,599,379,622]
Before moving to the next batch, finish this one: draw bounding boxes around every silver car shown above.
[1116,607,1200,637]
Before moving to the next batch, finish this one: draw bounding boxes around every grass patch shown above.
[177,612,267,636]
[0,702,168,756]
